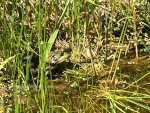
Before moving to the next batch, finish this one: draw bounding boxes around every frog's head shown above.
[50,54,60,64]
[47,52,71,65]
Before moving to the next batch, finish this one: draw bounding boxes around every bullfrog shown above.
[46,39,72,65]
[45,52,73,76]
[46,50,71,65]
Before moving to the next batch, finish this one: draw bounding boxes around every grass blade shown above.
[45,0,70,60]
[0,56,15,70]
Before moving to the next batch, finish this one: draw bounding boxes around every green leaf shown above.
[0,56,15,70]
[140,0,144,5]
[86,0,97,6]
[57,53,70,64]
[45,0,70,61]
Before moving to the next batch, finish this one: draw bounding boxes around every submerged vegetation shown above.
[0,0,150,112]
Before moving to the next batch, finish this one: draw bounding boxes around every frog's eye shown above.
[50,54,60,64]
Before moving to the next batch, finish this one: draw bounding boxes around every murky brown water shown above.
[1,52,150,113]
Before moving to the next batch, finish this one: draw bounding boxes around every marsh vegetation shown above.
[0,0,150,112]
